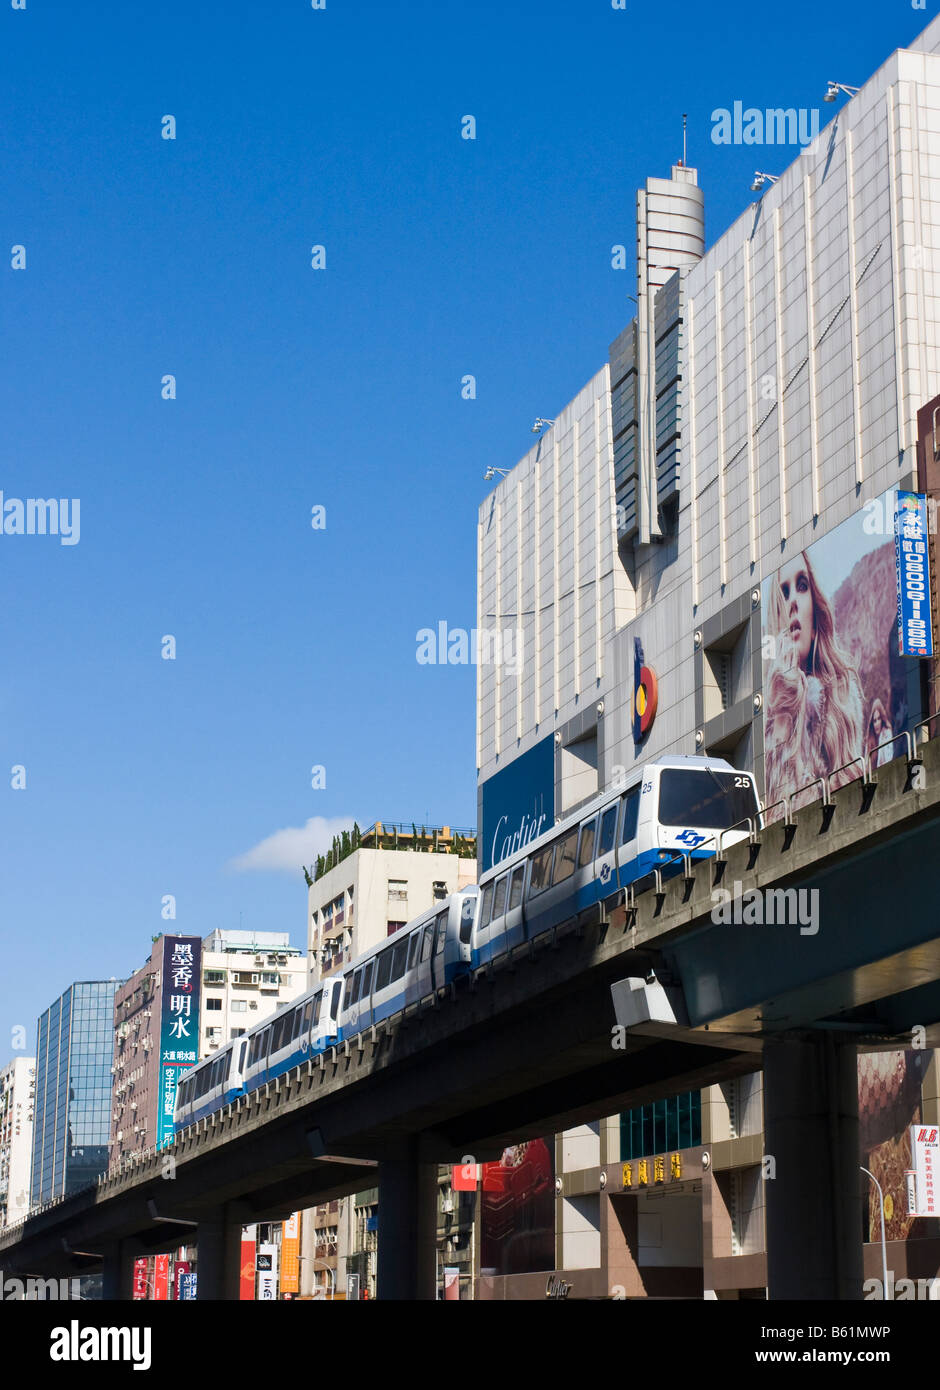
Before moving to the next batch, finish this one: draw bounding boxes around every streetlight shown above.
[860,1166,890,1300]
[531,417,555,434]
[824,81,860,103]
[298,1252,336,1299]
[483,467,511,481]
[750,172,779,194]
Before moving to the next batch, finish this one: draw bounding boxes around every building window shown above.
[206,997,222,1011]
[388,880,407,901]
[260,972,279,986]
[387,921,406,936]
[231,1000,247,1013]
[204,970,226,984]
[620,1091,701,1159]
[230,1028,246,1040]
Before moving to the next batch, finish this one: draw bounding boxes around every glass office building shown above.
[31,981,122,1207]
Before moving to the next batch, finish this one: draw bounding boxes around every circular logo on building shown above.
[634,666,658,737]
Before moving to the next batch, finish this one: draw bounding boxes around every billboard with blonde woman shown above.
[761,490,923,812]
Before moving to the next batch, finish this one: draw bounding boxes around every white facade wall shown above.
[560,1194,602,1270]
[0,1057,35,1228]
[477,367,634,784]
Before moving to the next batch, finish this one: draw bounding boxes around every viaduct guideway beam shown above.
[376,1139,438,1300]
[764,1033,862,1300]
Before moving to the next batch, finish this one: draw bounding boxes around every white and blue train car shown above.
[173,977,344,1133]
[174,1037,247,1129]
[472,755,760,966]
[242,977,344,1094]
[338,887,478,1037]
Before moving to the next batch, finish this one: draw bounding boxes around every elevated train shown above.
[173,755,759,1135]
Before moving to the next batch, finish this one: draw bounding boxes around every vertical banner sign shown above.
[910,1124,939,1215]
[174,1261,191,1301]
[132,1258,148,1300]
[240,1225,257,1300]
[257,1244,279,1300]
[280,1213,301,1295]
[895,492,934,657]
[157,935,202,1150]
[179,1272,198,1300]
[152,1254,170,1301]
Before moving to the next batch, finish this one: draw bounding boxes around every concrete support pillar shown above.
[764,1034,862,1300]
[101,1239,140,1300]
[376,1143,438,1300]
[195,1208,243,1300]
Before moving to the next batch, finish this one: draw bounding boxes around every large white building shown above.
[475,15,940,1299]
[0,1057,35,1229]
[479,28,940,812]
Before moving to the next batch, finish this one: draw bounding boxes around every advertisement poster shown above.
[858,1050,931,1242]
[240,1226,257,1301]
[762,490,922,812]
[280,1213,301,1295]
[479,735,554,873]
[480,1138,555,1277]
[152,1253,170,1301]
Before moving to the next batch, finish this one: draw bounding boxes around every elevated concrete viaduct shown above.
[3,738,939,1298]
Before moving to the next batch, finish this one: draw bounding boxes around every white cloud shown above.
[228,816,356,875]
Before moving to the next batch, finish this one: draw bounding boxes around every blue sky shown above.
[1,0,934,1046]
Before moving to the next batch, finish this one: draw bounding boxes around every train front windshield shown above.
[658,768,757,830]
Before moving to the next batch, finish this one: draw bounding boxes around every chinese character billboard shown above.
[909,1123,939,1217]
[156,935,202,1151]
[894,492,934,657]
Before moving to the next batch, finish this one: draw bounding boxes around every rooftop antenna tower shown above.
[682,113,687,166]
